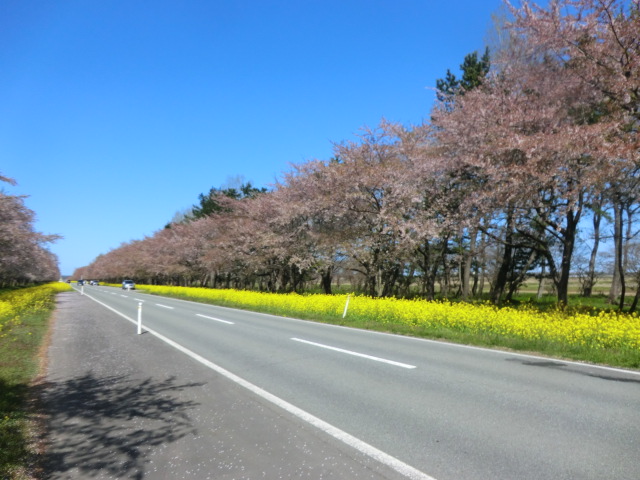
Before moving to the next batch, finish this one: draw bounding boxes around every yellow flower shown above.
[138,285,640,354]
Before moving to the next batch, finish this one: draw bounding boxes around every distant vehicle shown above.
[77,280,85,286]
[122,280,135,290]
[89,280,99,286]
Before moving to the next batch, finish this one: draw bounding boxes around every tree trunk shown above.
[418,239,437,300]
[609,202,623,304]
[505,248,537,302]
[477,229,487,296]
[375,266,384,297]
[615,203,626,310]
[320,268,333,294]
[556,208,580,306]
[582,208,601,297]
[624,204,634,275]
[440,237,451,298]
[461,227,477,300]
[491,211,514,305]
[402,266,415,298]
[629,278,640,313]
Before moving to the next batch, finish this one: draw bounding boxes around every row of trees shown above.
[76,0,639,307]
[0,174,60,286]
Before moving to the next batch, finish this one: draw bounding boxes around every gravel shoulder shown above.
[40,291,409,479]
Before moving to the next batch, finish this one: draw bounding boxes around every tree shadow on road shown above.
[38,373,203,479]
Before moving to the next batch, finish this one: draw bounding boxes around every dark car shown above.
[77,280,85,286]
[122,280,135,290]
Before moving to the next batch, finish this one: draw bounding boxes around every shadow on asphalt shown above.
[506,357,640,383]
[40,373,203,479]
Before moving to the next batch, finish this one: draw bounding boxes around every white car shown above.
[122,280,135,290]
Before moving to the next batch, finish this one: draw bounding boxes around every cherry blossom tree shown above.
[507,0,639,122]
[0,181,61,285]
[277,159,359,294]
[505,0,640,306]
[277,121,434,297]
[432,36,617,304]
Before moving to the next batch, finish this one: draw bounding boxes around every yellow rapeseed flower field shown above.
[140,285,640,353]
[0,282,72,337]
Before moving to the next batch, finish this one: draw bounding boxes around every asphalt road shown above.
[43,290,412,480]
[45,286,640,479]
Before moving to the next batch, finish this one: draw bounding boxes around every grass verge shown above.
[0,283,71,480]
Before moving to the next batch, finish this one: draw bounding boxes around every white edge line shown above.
[79,290,436,480]
[155,303,174,309]
[292,337,416,369]
[196,313,234,325]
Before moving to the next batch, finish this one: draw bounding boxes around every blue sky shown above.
[1,0,504,276]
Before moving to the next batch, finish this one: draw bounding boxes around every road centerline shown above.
[291,338,417,369]
[195,313,234,325]
[155,303,174,309]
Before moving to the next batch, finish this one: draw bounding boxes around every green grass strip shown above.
[0,283,71,480]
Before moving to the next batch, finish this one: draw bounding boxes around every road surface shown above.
[45,286,640,479]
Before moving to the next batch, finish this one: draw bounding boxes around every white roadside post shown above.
[342,294,351,318]
[137,302,142,335]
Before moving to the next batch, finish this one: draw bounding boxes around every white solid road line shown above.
[291,337,417,369]
[195,313,234,325]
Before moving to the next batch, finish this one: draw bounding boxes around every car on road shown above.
[89,280,99,286]
[122,280,135,290]
[77,280,85,286]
